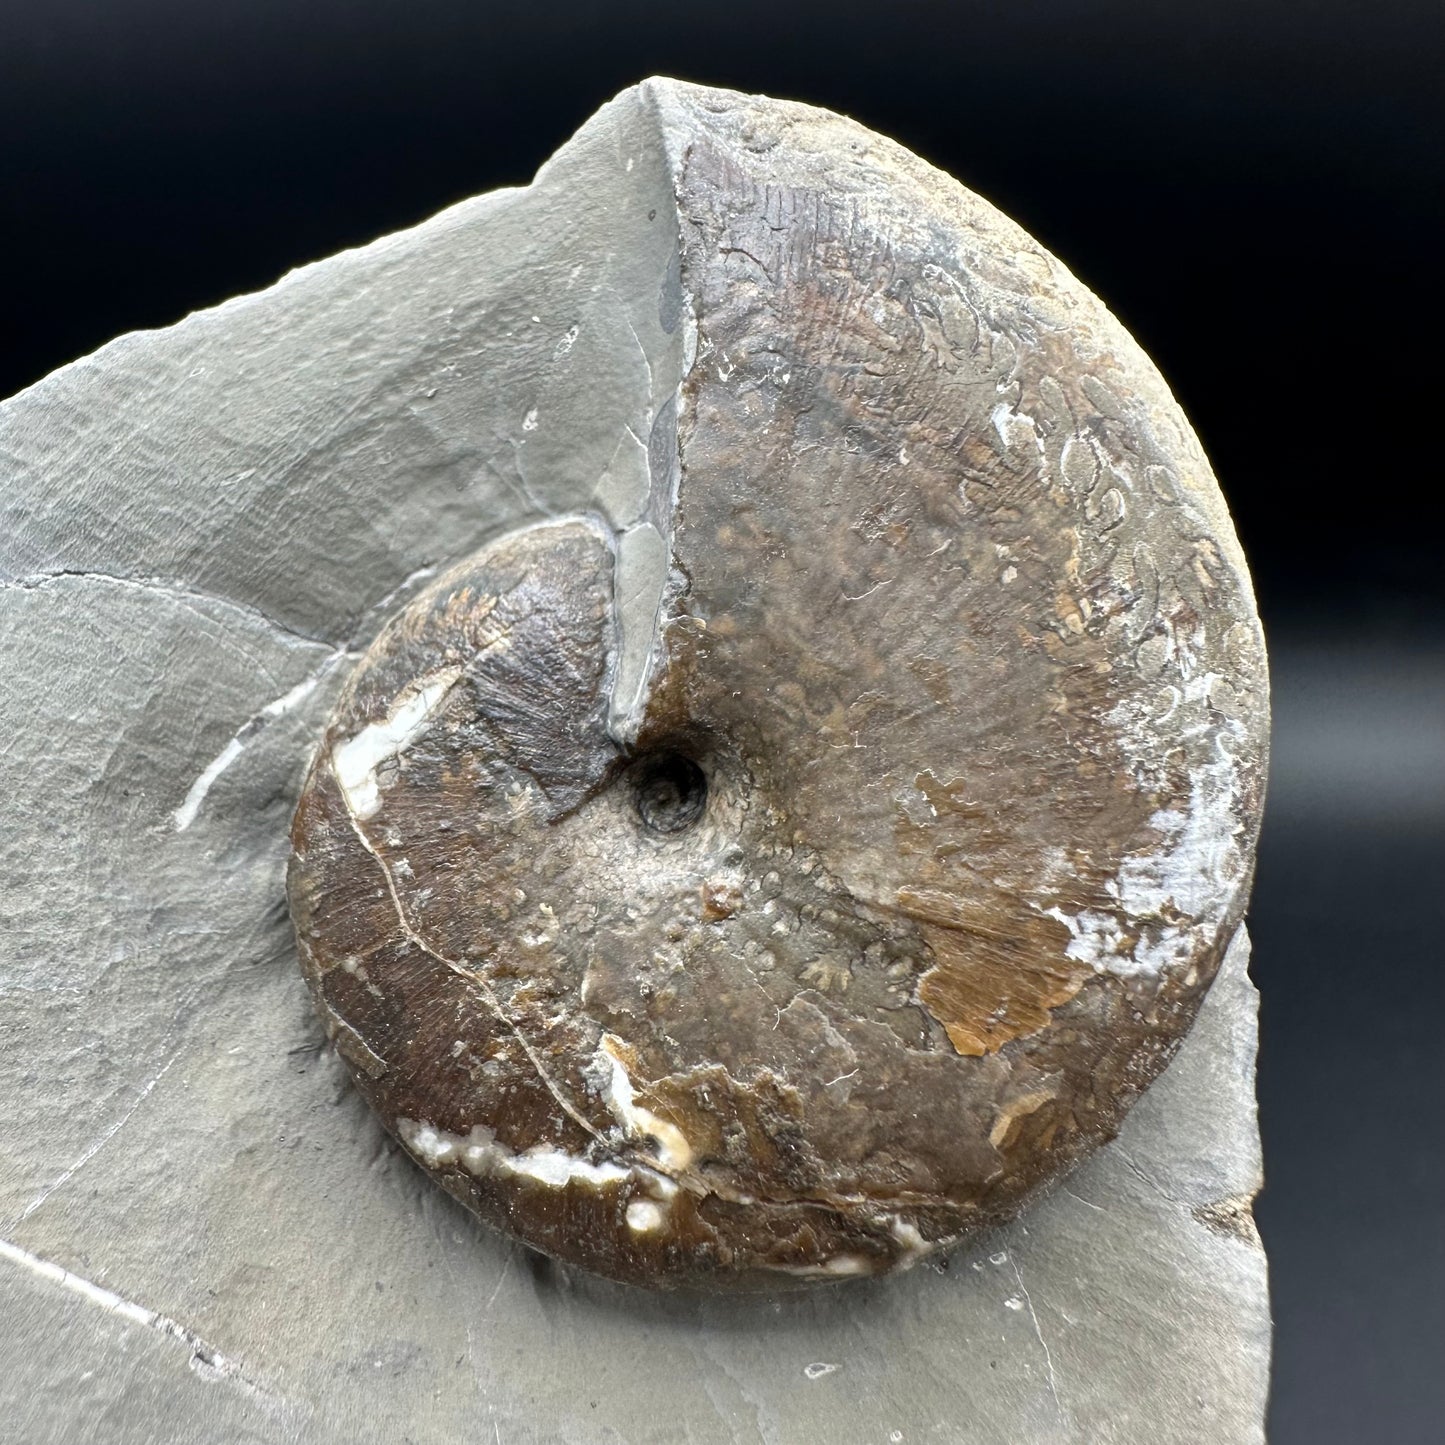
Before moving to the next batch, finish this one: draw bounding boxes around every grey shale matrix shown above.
[289,81,1267,1290]
[0,79,1270,1445]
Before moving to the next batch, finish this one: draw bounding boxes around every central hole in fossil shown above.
[631,752,707,833]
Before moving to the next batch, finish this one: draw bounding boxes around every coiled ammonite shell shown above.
[288,81,1267,1290]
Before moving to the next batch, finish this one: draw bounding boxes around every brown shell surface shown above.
[288,84,1268,1290]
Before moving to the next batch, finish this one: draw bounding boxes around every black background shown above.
[4,2,1440,1440]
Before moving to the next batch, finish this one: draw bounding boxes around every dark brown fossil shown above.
[287,80,1268,1291]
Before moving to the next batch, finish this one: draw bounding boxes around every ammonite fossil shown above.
[288,80,1268,1291]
